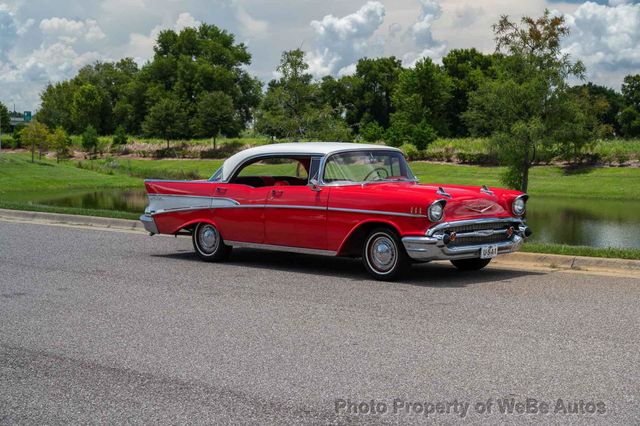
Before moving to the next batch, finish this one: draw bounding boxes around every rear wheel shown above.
[192,223,232,262]
[450,258,491,271]
[362,228,409,281]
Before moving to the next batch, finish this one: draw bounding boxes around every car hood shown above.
[353,182,511,218]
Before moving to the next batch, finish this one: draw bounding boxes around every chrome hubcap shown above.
[198,225,219,253]
[368,235,396,272]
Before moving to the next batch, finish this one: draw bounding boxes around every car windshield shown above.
[323,150,416,184]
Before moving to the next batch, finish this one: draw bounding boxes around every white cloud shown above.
[307,1,386,77]
[175,12,201,31]
[402,0,447,66]
[234,4,268,38]
[563,1,640,87]
[39,17,106,44]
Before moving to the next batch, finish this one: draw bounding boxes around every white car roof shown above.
[219,142,401,181]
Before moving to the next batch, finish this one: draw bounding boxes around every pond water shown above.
[37,189,640,249]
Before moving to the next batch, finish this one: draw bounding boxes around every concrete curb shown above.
[1,208,639,275]
[0,208,143,232]
[496,252,640,273]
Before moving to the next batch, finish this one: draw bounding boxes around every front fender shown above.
[336,218,402,255]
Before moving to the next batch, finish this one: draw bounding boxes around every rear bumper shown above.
[401,218,531,261]
[139,214,158,235]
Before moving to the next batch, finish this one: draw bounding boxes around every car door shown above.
[264,157,330,250]
[211,183,270,244]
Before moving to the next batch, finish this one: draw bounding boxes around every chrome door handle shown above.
[215,187,227,194]
[271,189,284,197]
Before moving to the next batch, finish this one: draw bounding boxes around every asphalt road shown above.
[0,220,639,425]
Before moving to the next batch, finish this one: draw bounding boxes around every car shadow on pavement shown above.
[153,248,545,287]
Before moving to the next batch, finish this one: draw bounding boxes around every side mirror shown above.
[308,178,321,192]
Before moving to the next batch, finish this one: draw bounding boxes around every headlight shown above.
[512,195,528,216]
[428,200,446,222]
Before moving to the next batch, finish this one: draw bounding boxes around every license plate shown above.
[480,245,498,259]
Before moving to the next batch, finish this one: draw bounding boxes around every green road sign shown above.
[24,111,32,122]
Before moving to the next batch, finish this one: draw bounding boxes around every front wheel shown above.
[192,222,232,262]
[450,258,491,271]
[362,228,410,281]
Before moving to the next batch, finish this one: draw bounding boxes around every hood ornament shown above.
[480,185,494,195]
[465,203,494,213]
[436,187,452,198]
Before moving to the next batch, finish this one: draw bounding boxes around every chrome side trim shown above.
[145,193,428,218]
[328,207,425,218]
[267,205,327,211]
[146,194,240,215]
[226,241,336,256]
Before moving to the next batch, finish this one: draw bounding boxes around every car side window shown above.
[231,156,310,187]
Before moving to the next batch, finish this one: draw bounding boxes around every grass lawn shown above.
[409,162,640,200]
[522,243,640,260]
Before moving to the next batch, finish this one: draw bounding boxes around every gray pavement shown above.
[0,220,638,425]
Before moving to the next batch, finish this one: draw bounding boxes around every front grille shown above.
[451,233,508,246]
[447,221,513,234]
[436,220,517,247]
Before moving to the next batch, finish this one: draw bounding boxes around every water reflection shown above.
[526,197,640,248]
[36,190,640,249]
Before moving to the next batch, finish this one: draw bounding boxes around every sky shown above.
[0,0,639,112]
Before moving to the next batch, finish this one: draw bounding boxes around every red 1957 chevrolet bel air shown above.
[140,142,531,280]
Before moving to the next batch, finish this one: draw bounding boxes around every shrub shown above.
[112,125,128,146]
[360,121,385,143]
[82,125,98,158]
[400,143,420,161]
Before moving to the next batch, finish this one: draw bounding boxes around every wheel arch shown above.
[169,217,223,237]
[336,219,402,256]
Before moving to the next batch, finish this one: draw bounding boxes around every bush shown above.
[112,125,128,146]
[400,143,420,161]
[360,121,385,143]
[82,125,98,157]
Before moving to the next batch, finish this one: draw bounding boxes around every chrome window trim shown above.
[218,153,324,183]
[318,149,417,187]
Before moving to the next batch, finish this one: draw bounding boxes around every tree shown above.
[36,81,76,132]
[567,83,623,137]
[442,49,496,136]
[82,125,99,158]
[112,125,128,146]
[20,121,50,162]
[621,74,640,109]
[387,57,452,148]
[192,91,236,149]
[0,101,9,134]
[142,97,187,148]
[72,84,108,133]
[256,49,353,141]
[49,127,72,162]
[619,74,640,137]
[464,11,590,192]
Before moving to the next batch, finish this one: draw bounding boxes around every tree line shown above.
[3,11,640,191]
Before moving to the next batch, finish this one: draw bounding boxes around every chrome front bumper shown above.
[402,218,531,261]
[140,214,158,235]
